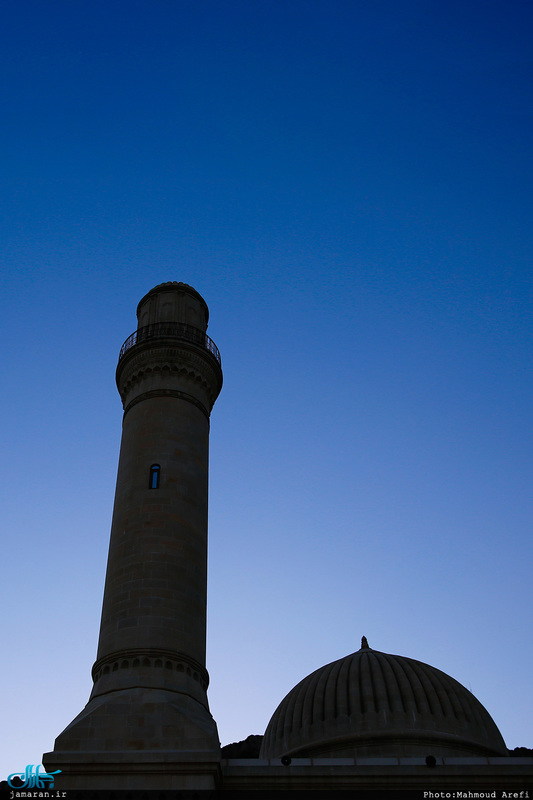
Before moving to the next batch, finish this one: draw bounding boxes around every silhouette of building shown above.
[43,282,532,791]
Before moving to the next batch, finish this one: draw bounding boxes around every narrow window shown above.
[149,464,160,489]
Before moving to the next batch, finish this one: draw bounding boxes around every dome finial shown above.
[361,635,369,649]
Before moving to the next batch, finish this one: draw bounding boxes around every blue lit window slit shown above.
[149,464,160,489]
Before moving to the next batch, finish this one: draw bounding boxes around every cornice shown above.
[116,342,222,412]
[91,647,210,691]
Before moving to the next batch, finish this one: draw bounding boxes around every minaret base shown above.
[42,752,221,791]
[43,687,221,790]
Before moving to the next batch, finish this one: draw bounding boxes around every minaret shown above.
[44,282,223,790]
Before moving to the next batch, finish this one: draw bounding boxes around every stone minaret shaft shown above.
[45,282,223,790]
[93,281,221,695]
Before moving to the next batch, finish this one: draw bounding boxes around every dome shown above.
[260,641,507,759]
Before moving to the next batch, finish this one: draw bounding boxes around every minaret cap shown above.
[136,281,210,332]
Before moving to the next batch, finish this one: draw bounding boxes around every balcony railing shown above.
[118,322,221,365]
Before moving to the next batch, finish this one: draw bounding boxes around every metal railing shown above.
[118,322,221,365]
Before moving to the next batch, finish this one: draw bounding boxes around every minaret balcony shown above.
[119,321,221,365]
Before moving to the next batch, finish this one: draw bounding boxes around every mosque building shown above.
[43,282,532,792]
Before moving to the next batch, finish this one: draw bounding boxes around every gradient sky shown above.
[1,0,532,778]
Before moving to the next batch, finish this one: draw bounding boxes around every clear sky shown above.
[1,0,532,778]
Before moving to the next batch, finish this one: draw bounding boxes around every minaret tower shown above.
[44,282,223,790]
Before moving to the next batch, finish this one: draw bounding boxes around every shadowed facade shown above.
[43,282,531,792]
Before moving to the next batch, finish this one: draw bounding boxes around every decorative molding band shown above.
[91,648,209,691]
[116,344,222,410]
[123,388,210,419]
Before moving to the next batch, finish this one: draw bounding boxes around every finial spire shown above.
[361,635,369,649]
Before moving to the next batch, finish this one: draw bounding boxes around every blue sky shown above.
[1,0,532,777]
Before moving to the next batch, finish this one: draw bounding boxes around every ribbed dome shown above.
[260,643,507,759]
